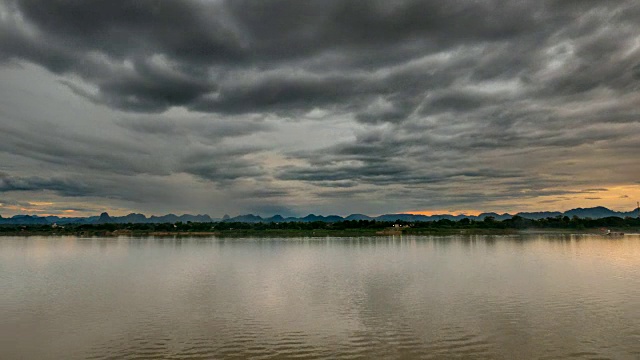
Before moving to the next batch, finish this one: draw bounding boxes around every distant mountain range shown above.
[0,206,638,225]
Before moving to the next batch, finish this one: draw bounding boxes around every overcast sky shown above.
[1,0,639,217]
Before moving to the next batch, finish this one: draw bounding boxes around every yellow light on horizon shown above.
[28,201,54,206]
[403,209,483,217]
[405,185,640,216]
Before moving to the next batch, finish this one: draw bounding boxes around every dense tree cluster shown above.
[1,215,638,235]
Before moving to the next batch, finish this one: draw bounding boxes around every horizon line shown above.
[3,204,640,219]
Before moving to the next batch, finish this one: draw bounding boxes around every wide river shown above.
[1,235,639,359]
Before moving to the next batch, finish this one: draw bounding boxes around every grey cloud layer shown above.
[1,0,639,215]
[5,0,637,116]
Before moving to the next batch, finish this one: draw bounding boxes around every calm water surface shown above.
[1,235,639,359]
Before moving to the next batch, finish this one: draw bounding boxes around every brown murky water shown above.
[1,235,639,359]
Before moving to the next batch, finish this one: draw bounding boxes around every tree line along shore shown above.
[1,215,639,237]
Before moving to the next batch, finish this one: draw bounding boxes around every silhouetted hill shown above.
[515,211,563,220]
[121,213,147,223]
[476,212,513,221]
[96,212,112,224]
[149,214,179,223]
[345,214,374,221]
[179,214,214,223]
[42,216,95,224]
[0,206,638,225]
[264,215,285,223]
[564,206,621,219]
[224,214,263,223]
[376,214,429,222]
[3,215,49,225]
[299,214,344,222]
[431,214,474,221]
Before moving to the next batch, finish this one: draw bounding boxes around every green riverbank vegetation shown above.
[1,215,639,237]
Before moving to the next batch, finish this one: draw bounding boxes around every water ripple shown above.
[2,235,639,359]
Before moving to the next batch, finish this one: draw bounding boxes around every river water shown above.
[1,235,639,359]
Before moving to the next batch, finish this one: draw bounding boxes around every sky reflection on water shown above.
[1,235,639,359]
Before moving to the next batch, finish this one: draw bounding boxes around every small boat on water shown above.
[601,228,624,236]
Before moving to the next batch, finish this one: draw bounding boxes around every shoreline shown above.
[1,228,637,238]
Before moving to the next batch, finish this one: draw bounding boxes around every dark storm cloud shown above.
[0,0,241,65]
[0,113,160,176]
[2,0,638,163]
[191,73,364,115]
[276,154,526,187]
[0,172,91,196]
[6,0,635,116]
[314,181,359,189]
[177,146,266,184]
[0,108,271,192]
[276,115,639,205]
[117,116,273,142]
[1,0,639,214]
[0,171,174,205]
[313,188,376,199]
[242,188,290,198]
[423,90,499,114]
